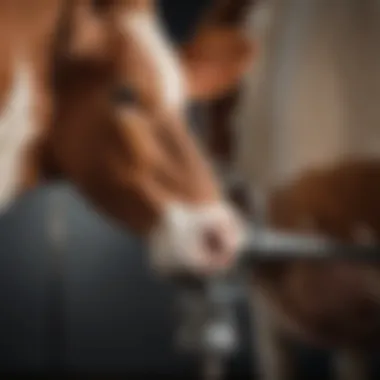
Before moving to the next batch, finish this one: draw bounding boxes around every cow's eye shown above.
[111,86,138,106]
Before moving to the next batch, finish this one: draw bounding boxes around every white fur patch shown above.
[123,12,185,111]
[149,202,246,275]
[0,61,34,212]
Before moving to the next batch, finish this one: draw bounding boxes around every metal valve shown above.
[174,276,241,356]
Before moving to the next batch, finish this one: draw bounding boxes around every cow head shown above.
[38,0,255,276]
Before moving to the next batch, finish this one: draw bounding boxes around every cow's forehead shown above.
[122,9,186,112]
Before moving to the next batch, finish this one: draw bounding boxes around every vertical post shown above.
[202,279,240,380]
[244,0,316,379]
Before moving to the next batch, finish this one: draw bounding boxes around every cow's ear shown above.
[181,27,257,101]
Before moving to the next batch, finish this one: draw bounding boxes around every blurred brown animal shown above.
[259,160,380,347]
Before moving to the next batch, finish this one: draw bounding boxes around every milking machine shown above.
[174,226,380,380]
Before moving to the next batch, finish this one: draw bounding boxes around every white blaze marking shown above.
[123,12,185,111]
[149,202,246,274]
[0,61,34,212]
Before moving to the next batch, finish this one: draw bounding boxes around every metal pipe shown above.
[241,226,380,262]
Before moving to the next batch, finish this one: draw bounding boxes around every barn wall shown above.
[234,0,380,192]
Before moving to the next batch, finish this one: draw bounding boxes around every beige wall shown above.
[234,0,380,194]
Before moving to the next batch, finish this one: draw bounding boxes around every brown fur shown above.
[252,160,380,348]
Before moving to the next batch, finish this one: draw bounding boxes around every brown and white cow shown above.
[201,0,380,379]
[0,0,255,276]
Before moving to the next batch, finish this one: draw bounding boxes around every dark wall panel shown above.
[0,188,53,371]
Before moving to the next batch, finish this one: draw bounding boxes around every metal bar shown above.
[241,226,380,262]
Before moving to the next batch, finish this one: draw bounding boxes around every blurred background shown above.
[2,1,380,379]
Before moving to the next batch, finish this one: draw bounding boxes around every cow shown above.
[199,0,380,379]
[0,0,256,276]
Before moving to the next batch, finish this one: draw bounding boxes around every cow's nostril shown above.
[202,227,225,257]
